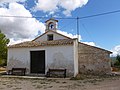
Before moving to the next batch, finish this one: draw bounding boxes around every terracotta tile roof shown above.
[8,39,73,48]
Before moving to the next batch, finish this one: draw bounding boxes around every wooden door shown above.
[30,50,45,74]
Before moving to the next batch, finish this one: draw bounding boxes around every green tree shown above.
[0,31,9,66]
[116,54,120,63]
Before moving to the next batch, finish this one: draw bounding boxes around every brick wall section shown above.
[78,42,112,75]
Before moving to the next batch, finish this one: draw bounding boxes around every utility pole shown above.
[77,17,79,41]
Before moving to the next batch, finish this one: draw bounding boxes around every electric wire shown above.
[81,23,95,42]
[0,9,120,19]
[1,9,120,43]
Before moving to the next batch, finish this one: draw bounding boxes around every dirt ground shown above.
[0,75,120,90]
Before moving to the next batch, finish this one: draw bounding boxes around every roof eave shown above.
[79,42,112,54]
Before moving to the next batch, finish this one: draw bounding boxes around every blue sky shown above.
[77,0,120,50]
[0,0,120,56]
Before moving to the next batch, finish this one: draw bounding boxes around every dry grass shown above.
[112,67,120,72]
[0,67,6,72]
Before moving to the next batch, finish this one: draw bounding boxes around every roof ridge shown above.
[32,30,72,41]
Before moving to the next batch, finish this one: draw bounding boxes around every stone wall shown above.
[78,43,112,75]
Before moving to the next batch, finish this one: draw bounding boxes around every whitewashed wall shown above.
[7,48,31,74]
[35,31,68,41]
[7,45,74,76]
[73,39,78,77]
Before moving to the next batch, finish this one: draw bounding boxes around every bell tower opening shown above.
[45,18,58,32]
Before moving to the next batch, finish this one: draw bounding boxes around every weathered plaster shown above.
[7,45,74,76]
[73,39,78,77]
[7,48,30,74]
[45,45,74,76]
[7,57,30,73]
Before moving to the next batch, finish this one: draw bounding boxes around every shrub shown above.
[114,60,120,67]
[116,55,120,63]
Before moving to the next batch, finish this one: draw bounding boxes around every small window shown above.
[47,34,53,41]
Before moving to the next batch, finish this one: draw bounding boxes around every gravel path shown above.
[0,76,120,90]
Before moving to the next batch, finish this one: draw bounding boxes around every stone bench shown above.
[10,68,26,76]
[46,69,66,78]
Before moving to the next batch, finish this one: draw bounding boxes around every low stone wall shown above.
[78,43,111,75]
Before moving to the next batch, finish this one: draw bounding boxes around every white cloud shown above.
[59,0,88,16]
[57,30,82,40]
[111,45,120,57]
[0,0,26,3]
[0,2,45,45]
[82,42,96,46]
[57,30,96,47]
[9,38,31,45]
[34,0,89,16]
[35,0,58,12]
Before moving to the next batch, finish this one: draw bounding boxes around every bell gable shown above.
[33,30,71,42]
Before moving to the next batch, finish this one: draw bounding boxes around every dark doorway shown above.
[30,50,45,74]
